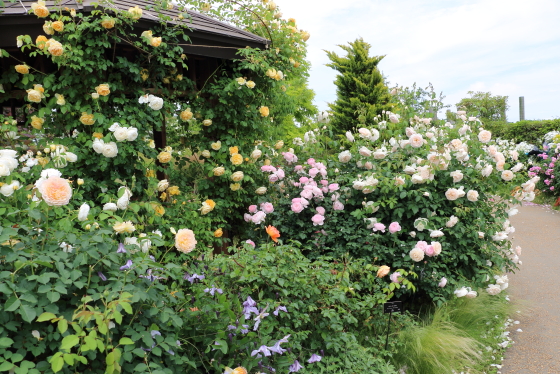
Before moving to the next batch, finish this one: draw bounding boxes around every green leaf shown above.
[120,302,132,314]
[0,362,14,372]
[118,338,134,345]
[4,296,20,312]
[58,319,68,334]
[0,337,14,348]
[47,291,60,303]
[37,312,57,322]
[50,353,64,373]
[60,335,80,351]
[19,304,36,323]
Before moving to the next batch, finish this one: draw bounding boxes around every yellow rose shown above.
[27,89,42,103]
[214,228,223,238]
[301,31,310,41]
[231,171,244,182]
[180,109,193,122]
[176,74,183,81]
[33,84,44,94]
[79,112,95,126]
[230,183,241,191]
[46,39,64,56]
[154,205,165,216]
[15,65,29,74]
[95,84,110,96]
[92,132,104,139]
[70,9,76,17]
[31,115,44,130]
[205,199,216,209]
[229,146,239,155]
[168,186,180,196]
[281,85,286,92]
[213,166,225,176]
[160,192,167,201]
[37,157,49,167]
[128,6,143,19]
[157,151,172,163]
[255,187,267,195]
[113,221,135,234]
[377,265,390,278]
[36,35,48,49]
[77,179,84,185]
[101,17,115,29]
[274,140,284,149]
[259,106,270,117]
[236,77,246,85]
[145,169,156,178]
[211,141,221,151]
[264,159,271,165]
[52,21,64,32]
[55,93,65,105]
[246,80,256,89]
[201,150,211,158]
[43,22,54,35]
[202,119,212,126]
[230,153,243,165]
[175,228,197,253]
[140,69,149,81]
[91,93,99,99]
[150,37,162,47]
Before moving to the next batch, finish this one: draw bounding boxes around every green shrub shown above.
[484,119,560,145]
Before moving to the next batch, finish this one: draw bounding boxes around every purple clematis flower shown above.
[251,345,272,358]
[308,354,322,363]
[273,305,287,316]
[97,271,107,281]
[184,273,205,283]
[253,306,270,331]
[289,360,303,372]
[117,243,126,253]
[119,259,133,270]
[203,285,223,296]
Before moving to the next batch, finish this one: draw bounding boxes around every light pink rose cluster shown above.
[282,152,298,164]
[261,164,285,183]
[244,202,274,225]
[411,240,442,260]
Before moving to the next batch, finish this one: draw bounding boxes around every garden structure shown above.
[0,0,269,157]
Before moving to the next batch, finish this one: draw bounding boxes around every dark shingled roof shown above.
[0,0,269,58]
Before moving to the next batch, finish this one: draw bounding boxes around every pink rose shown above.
[389,222,401,234]
[320,180,328,186]
[333,200,344,211]
[438,277,447,287]
[282,152,298,164]
[299,176,309,184]
[245,239,255,248]
[328,183,339,192]
[390,272,401,283]
[251,211,266,224]
[316,207,326,215]
[301,189,313,199]
[291,202,304,213]
[248,205,258,213]
[294,165,304,172]
[244,213,252,222]
[261,202,274,214]
[276,169,285,179]
[424,245,435,257]
[372,223,386,232]
[261,165,276,172]
[415,241,428,251]
[311,214,325,226]
[309,168,319,178]
[269,174,279,183]
[307,158,316,166]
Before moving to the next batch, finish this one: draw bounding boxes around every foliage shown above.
[326,38,393,134]
[391,82,449,119]
[483,119,560,145]
[456,91,509,122]
[393,292,514,374]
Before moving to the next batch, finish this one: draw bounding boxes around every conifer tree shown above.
[326,38,393,133]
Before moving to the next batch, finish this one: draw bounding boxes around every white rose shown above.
[481,164,493,177]
[102,142,118,158]
[78,203,90,221]
[394,176,405,186]
[478,130,492,143]
[404,165,416,174]
[359,147,371,157]
[108,122,121,132]
[338,150,352,163]
[0,181,20,197]
[358,128,371,139]
[255,187,267,195]
[465,289,478,298]
[431,241,442,256]
[467,190,479,202]
[446,215,459,228]
[157,179,169,191]
[430,229,444,238]
[388,113,399,124]
[450,170,463,183]
[370,129,380,141]
[454,287,468,298]
[409,247,425,262]
[501,170,514,181]
[64,152,78,162]
[92,138,105,154]
[445,188,460,201]
[373,150,386,159]
[148,96,164,110]
[511,163,523,173]
[486,284,501,296]
[103,203,118,211]
[251,149,262,159]
[409,134,424,148]
[411,174,424,184]
[114,127,129,141]
[0,164,10,177]
[126,127,138,141]
[478,231,485,238]
[346,131,355,142]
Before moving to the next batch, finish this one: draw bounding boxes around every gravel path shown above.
[500,203,560,374]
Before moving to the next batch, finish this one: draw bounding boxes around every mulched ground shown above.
[500,203,560,374]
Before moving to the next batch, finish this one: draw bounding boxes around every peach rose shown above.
[409,134,424,148]
[150,37,162,47]
[180,109,193,122]
[445,188,460,201]
[80,112,95,126]
[230,153,243,165]
[27,89,42,103]
[101,17,115,29]
[95,84,110,96]
[478,130,492,143]
[377,265,390,278]
[431,241,442,256]
[175,228,197,253]
[213,166,225,176]
[214,228,223,238]
[38,176,72,206]
[36,35,48,49]
[467,190,479,202]
[259,106,270,117]
[15,65,29,74]
[32,1,50,18]
[46,39,64,56]
[501,170,514,181]
[52,21,64,32]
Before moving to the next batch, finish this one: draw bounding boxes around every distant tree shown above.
[391,82,450,119]
[326,38,393,133]
[456,91,509,123]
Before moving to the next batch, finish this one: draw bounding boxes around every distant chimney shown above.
[519,96,525,121]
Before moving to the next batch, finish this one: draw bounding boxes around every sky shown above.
[275,0,560,121]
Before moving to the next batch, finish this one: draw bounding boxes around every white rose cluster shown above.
[0,149,19,177]
[109,122,138,142]
[93,138,118,158]
[138,94,164,110]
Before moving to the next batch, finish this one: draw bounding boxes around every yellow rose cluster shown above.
[200,199,216,215]
[140,30,162,47]
[265,68,284,81]
[180,108,193,122]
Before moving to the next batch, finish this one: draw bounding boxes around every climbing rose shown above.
[175,229,197,253]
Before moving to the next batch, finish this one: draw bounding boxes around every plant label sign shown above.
[383,301,402,314]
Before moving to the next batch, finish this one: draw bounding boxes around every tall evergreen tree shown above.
[326,38,393,133]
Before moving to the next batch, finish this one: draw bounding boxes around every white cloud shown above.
[276,0,560,120]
